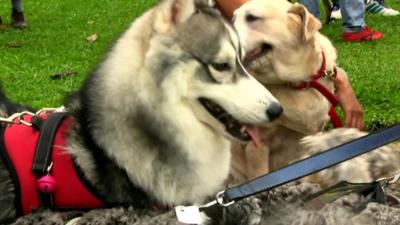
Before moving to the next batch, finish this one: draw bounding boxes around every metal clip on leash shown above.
[174,190,236,224]
[197,190,235,209]
[375,172,400,206]
[376,172,400,188]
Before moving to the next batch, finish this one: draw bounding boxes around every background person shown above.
[299,0,384,42]
[0,0,27,28]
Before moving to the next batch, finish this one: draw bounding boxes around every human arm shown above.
[334,70,365,130]
[215,0,248,19]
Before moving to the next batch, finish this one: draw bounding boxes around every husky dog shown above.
[0,0,282,223]
[230,0,400,186]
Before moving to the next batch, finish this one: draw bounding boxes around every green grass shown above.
[320,0,400,130]
[0,0,399,131]
[0,0,158,106]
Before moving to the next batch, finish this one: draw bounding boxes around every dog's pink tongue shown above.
[244,126,261,148]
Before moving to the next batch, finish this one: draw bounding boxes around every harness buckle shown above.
[322,70,336,81]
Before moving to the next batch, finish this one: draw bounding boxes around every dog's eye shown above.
[245,14,262,23]
[211,62,230,72]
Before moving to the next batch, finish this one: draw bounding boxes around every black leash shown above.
[219,123,400,205]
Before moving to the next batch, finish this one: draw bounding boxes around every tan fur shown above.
[231,0,336,183]
[231,0,400,187]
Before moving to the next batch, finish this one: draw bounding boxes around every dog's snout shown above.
[266,103,283,121]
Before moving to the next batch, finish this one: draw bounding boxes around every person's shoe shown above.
[379,7,400,16]
[342,26,384,42]
[365,0,400,16]
[331,8,342,20]
[11,9,27,28]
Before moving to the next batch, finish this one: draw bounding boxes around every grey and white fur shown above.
[0,0,282,223]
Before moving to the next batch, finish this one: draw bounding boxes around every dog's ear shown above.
[155,0,196,33]
[288,3,321,42]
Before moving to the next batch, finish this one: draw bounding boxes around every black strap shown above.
[223,123,400,203]
[32,112,70,175]
[30,116,44,130]
[31,112,70,208]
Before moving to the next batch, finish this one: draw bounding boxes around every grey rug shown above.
[10,182,400,225]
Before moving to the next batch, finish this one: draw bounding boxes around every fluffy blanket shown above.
[10,182,400,225]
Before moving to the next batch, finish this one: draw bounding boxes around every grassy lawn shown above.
[320,0,400,130]
[0,0,399,131]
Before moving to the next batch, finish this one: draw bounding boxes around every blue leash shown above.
[219,123,400,205]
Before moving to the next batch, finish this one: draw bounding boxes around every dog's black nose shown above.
[266,103,283,121]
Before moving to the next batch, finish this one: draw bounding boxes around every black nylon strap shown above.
[32,112,70,175]
[31,116,44,130]
[223,123,400,203]
[31,112,70,208]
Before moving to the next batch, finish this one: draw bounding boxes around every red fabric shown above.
[5,116,39,215]
[4,115,105,215]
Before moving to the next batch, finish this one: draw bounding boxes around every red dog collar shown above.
[288,52,342,128]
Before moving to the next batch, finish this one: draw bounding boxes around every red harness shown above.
[288,52,343,128]
[1,114,105,215]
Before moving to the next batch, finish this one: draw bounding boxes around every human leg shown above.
[11,0,26,28]
[340,0,383,41]
[340,0,365,32]
[299,0,321,19]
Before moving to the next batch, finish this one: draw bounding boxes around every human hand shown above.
[334,71,364,130]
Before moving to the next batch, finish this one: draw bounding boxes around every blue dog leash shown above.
[175,124,400,224]
[218,123,400,205]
